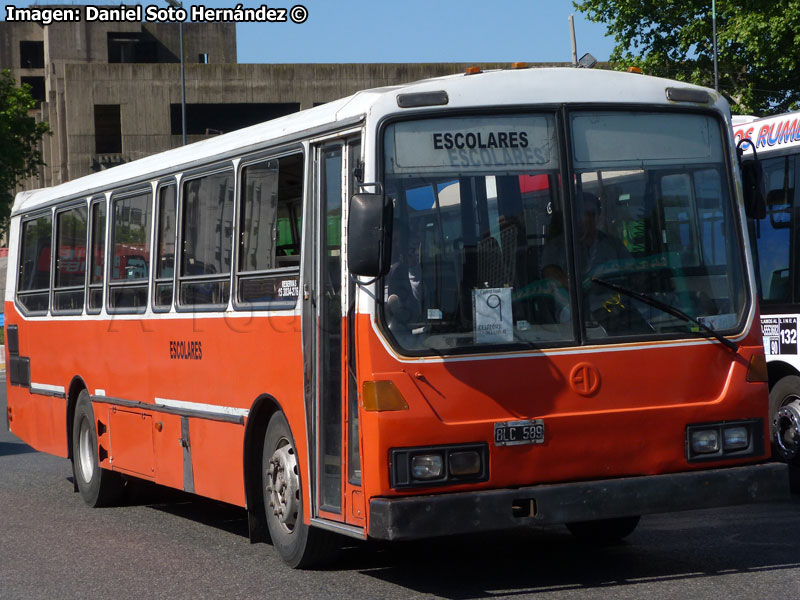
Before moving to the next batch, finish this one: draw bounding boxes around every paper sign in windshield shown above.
[473,287,513,344]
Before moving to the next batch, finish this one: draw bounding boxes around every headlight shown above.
[411,454,444,480]
[686,420,763,462]
[390,443,488,488]
[723,426,749,450]
[690,429,720,454]
[449,450,482,476]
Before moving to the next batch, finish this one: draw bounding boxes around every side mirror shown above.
[741,160,766,220]
[348,193,393,278]
[737,139,766,220]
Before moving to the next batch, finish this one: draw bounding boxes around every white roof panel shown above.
[14,67,727,215]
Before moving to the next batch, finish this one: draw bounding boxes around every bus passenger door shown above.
[308,136,363,528]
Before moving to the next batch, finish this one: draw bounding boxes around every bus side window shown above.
[53,204,88,313]
[757,156,795,304]
[153,184,177,310]
[87,199,106,313]
[179,169,234,307]
[108,189,152,312]
[236,153,303,308]
[17,213,52,313]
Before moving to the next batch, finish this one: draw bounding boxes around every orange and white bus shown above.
[5,67,788,567]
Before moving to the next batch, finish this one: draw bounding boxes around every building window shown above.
[20,77,45,106]
[94,105,122,154]
[237,153,303,307]
[180,169,234,307]
[198,53,208,64]
[170,103,300,136]
[19,41,44,68]
[108,32,157,63]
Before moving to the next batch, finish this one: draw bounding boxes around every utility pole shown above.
[712,0,719,91]
[165,0,187,145]
[569,14,578,66]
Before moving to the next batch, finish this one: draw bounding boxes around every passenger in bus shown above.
[541,192,633,320]
[384,228,424,331]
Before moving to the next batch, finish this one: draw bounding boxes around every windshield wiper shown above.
[591,277,739,353]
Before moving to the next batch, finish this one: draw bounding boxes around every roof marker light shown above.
[511,62,528,69]
[666,87,712,104]
[396,91,449,108]
[465,66,482,75]
[627,66,643,74]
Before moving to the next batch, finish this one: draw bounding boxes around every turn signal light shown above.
[746,352,768,382]
[362,380,409,412]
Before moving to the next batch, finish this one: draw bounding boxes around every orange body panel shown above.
[189,419,246,506]
[150,412,184,490]
[6,301,306,509]
[353,313,771,516]
[107,407,155,478]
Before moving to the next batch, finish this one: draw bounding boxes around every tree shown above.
[574,0,800,115]
[0,69,51,231]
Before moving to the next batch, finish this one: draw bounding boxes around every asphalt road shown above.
[2,383,800,600]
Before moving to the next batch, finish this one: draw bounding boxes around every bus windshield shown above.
[381,111,748,354]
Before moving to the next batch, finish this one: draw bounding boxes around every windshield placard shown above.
[473,287,514,344]
[386,116,557,174]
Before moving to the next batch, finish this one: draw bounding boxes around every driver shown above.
[384,227,424,331]
[541,192,633,320]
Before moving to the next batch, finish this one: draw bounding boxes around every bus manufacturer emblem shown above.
[570,363,600,396]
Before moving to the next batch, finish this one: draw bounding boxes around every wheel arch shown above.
[66,376,88,461]
[243,393,284,543]
[767,360,800,390]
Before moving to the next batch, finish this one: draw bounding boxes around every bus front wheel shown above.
[262,411,338,568]
[769,376,800,464]
[566,516,640,543]
[71,390,124,507]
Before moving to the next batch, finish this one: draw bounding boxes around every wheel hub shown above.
[774,400,800,461]
[78,416,94,483]
[266,440,299,533]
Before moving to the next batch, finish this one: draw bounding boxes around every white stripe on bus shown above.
[154,397,250,418]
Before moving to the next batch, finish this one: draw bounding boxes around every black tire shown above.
[71,390,124,507]
[769,376,800,465]
[262,412,339,568]
[566,516,640,543]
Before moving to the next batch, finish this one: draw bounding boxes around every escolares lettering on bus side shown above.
[169,340,203,360]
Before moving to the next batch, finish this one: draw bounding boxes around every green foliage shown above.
[0,70,51,230]
[574,0,800,115]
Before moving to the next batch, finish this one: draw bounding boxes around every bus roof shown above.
[13,67,728,216]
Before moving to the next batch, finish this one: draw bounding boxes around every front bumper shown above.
[368,463,789,541]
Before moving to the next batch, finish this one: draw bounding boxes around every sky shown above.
[4,0,617,64]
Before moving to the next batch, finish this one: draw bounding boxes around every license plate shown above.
[494,419,545,446]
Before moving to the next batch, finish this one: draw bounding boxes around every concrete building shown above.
[1,9,567,191]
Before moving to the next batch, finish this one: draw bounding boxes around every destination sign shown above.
[386,115,557,174]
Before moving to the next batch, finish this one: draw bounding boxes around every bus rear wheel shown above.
[262,411,338,568]
[71,390,124,507]
[769,376,800,464]
[566,516,640,543]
